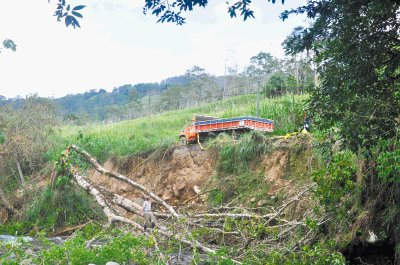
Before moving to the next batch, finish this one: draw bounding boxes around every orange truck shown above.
[179,115,274,145]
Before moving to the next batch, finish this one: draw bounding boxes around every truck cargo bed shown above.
[194,116,273,133]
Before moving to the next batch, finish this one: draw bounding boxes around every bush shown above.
[312,150,360,214]
[377,138,400,184]
[0,230,154,265]
[34,231,152,265]
[24,185,104,233]
[260,243,346,265]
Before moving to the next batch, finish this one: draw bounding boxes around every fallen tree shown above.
[68,144,179,218]
[70,171,237,262]
[72,170,144,231]
[62,144,325,263]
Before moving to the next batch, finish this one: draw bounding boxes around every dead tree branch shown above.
[68,144,179,218]
[72,171,144,231]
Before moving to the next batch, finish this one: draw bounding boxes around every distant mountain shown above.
[0,75,194,123]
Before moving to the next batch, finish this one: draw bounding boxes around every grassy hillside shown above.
[48,93,308,162]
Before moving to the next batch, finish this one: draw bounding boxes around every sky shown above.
[0,0,308,99]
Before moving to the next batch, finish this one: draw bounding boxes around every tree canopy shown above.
[283,0,400,151]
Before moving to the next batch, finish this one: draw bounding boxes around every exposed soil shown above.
[88,135,314,215]
[263,150,290,195]
[89,145,217,210]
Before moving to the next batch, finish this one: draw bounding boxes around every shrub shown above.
[312,150,360,214]
[24,185,104,233]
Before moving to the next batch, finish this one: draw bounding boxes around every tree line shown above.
[0,37,315,124]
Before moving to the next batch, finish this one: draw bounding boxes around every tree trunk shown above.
[73,172,144,231]
[14,154,25,187]
[71,171,239,262]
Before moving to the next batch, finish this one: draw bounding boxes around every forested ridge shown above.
[0,49,314,124]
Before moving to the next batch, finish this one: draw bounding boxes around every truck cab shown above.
[179,122,197,145]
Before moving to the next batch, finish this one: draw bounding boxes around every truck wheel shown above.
[180,136,187,145]
[208,132,217,138]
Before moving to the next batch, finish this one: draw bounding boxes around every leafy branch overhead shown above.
[53,0,284,27]
[144,0,285,25]
[53,0,85,28]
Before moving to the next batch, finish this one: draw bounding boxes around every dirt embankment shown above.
[0,135,314,225]
[88,135,314,212]
[89,145,217,208]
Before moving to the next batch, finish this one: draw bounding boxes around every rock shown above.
[48,236,65,245]
[25,249,34,256]
[172,182,186,198]
[367,230,378,243]
[20,258,33,265]
[250,197,256,203]
[173,188,180,198]
[0,235,33,243]
[106,262,120,265]
[162,190,174,201]
[136,166,145,177]
[257,200,267,207]
[193,185,201,194]
[174,182,186,192]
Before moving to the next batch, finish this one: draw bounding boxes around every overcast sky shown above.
[0,0,308,99]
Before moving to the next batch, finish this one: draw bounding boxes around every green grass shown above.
[47,93,308,162]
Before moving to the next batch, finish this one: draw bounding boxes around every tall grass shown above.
[47,93,308,161]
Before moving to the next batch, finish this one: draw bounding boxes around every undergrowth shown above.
[207,131,270,205]
[0,228,154,265]
[216,131,269,175]
[308,134,400,263]
[23,185,104,234]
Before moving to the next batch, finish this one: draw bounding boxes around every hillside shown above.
[47,94,307,162]
[0,93,398,265]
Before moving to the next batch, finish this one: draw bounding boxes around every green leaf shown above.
[72,11,83,18]
[72,5,86,11]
